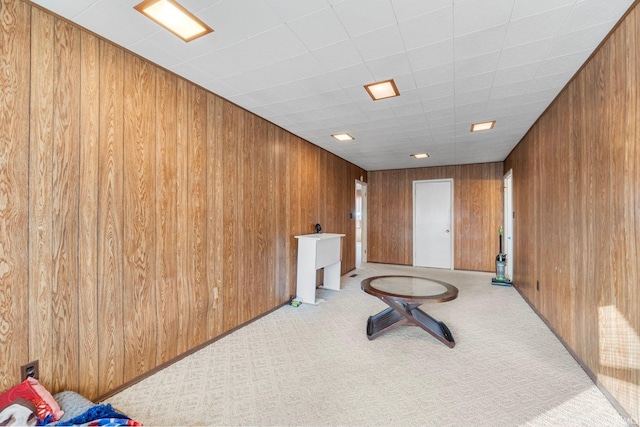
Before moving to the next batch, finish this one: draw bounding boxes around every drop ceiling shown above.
[30,0,635,171]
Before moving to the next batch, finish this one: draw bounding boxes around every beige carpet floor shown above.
[105,263,629,426]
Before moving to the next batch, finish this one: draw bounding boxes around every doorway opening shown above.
[355,180,367,267]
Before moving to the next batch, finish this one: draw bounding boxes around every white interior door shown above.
[413,179,453,269]
[504,170,513,279]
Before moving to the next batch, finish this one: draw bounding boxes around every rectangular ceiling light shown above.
[411,153,429,159]
[332,133,354,142]
[470,120,496,132]
[364,79,400,101]
[134,0,213,42]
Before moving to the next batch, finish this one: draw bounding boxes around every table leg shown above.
[366,298,455,348]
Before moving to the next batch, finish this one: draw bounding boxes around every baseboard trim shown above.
[513,285,637,427]
[95,300,289,403]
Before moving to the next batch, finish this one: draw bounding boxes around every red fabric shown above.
[0,378,61,422]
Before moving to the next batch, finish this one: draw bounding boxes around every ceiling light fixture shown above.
[470,120,496,132]
[134,0,213,42]
[331,133,355,142]
[411,153,430,159]
[364,79,400,101]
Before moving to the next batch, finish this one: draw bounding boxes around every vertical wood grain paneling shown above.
[78,30,100,398]
[6,0,366,402]
[505,3,640,420]
[175,78,190,355]
[187,85,207,347]
[52,17,81,393]
[209,94,225,337]
[222,99,239,331]
[123,53,156,382]
[97,40,125,396]
[155,68,178,364]
[28,6,54,388]
[0,0,30,390]
[368,163,502,271]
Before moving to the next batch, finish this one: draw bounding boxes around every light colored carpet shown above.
[105,263,629,426]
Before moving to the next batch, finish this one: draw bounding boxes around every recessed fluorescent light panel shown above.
[331,133,354,142]
[470,120,496,132]
[134,0,213,42]
[364,79,400,101]
[411,153,430,159]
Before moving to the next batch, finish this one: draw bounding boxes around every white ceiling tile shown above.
[561,0,634,34]
[391,0,452,22]
[454,25,508,61]
[536,50,591,78]
[494,63,539,86]
[511,0,576,20]
[366,53,412,80]
[30,0,99,18]
[407,39,454,72]
[453,0,515,37]
[418,81,454,100]
[266,0,330,22]
[332,0,397,37]
[413,63,454,88]
[497,38,554,69]
[311,39,363,73]
[455,51,501,80]
[352,25,405,61]
[287,7,349,51]
[455,72,495,94]
[216,25,308,71]
[128,39,182,69]
[398,6,454,50]
[198,0,284,41]
[503,6,573,49]
[329,63,375,88]
[547,22,614,59]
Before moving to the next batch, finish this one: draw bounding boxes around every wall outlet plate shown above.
[20,360,39,380]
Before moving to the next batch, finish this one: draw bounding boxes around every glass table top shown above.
[361,275,458,302]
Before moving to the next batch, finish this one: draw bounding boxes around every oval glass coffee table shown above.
[361,275,458,347]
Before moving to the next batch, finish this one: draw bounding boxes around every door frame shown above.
[355,180,367,264]
[503,169,513,279]
[412,178,454,269]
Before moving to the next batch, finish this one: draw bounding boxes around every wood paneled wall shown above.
[368,163,503,271]
[504,3,639,422]
[0,0,365,399]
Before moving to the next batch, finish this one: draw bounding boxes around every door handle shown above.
[445,229,450,233]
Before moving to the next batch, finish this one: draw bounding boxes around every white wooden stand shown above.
[294,233,345,305]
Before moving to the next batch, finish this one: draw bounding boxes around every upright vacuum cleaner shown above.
[491,226,512,286]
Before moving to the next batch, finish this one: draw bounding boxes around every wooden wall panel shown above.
[28,6,54,389]
[175,78,189,355]
[155,69,178,365]
[4,0,366,401]
[78,30,100,397]
[368,163,503,271]
[186,85,208,348]
[51,18,81,392]
[123,53,157,382]
[0,0,30,391]
[97,40,125,396]
[505,3,640,421]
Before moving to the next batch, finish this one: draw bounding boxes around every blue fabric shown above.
[52,404,130,426]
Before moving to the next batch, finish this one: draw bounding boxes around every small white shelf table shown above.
[294,233,345,304]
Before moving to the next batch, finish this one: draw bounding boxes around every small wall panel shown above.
[78,30,100,398]
[186,85,208,348]
[28,6,54,389]
[97,40,125,396]
[155,69,179,365]
[51,18,81,392]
